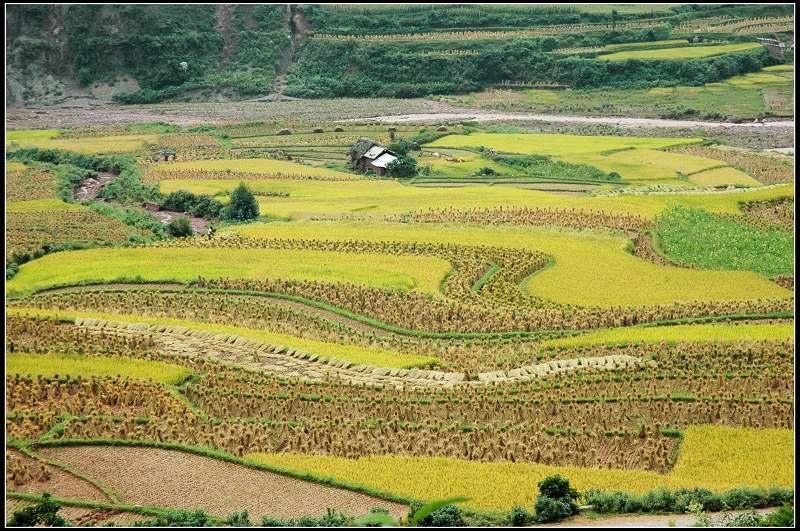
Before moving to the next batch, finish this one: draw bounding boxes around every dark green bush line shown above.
[6,492,214,523]
[584,486,794,515]
[286,41,776,98]
[304,4,791,36]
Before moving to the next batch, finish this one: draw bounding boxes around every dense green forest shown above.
[5,3,794,104]
[284,37,775,98]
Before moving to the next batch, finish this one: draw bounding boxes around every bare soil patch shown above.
[74,171,116,201]
[40,445,408,521]
[5,449,109,502]
[147,208,210,234]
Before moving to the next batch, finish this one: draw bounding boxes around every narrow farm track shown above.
[32,315,649,387]
[38,445,409,521]
[341,111,795,129]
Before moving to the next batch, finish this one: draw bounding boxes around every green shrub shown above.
[133,509,211,527]
[223,182,260,221]
[534,495,574,523]
[167,217,193,237]
[409,502,466,527]
[261,508,353,527]
[509,505,531,526]
[162,190,223,219]
[584,486,794,515]
[7,493,69,527]
[224,511,252,526]
[533,475,580,523]
[386,155,418,179]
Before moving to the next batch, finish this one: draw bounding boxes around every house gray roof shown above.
[363,146,386,160]
[350,138,379,161]
[371,152,398,169]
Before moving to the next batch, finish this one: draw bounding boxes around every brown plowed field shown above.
[5,449,109,502]
[40,445,407,521]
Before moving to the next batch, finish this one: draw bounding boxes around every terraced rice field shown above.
[37,445,408,521]
[597,42,761,61]
[6,130,161,154]
[6,246,451,297]
[222,221,790,307]
[426,133,759,186]
[247,425,794,512]
[159,178,794,219]
[7,352,194,384]
[5,41,795,526]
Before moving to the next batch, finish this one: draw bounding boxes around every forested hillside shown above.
[6,4,290,105]
[6,3,794,105]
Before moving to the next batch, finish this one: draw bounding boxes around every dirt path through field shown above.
[340,111,795,129]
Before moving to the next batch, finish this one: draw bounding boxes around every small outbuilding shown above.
[349,137,398,176]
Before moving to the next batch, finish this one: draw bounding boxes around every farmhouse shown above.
[349,137,398,176]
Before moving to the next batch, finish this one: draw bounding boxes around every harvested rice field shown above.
[5,3,795,528]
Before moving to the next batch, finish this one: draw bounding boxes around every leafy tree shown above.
[7,493,69,527]
[533,475,580,524]
[386,155,418,178]
[167,216,193,237]
[223,182,260,221]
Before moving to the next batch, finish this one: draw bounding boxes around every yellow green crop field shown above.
[669,426,794,491]
[5,161,28,172]
[688,167,762,187]
[150,158,362,180]
[5,246,452,297]
[7,352,193,385]
[246,425,794,512]
[425,133,757,185]
[426,133,700,156]
[223,221,790,307]
[6,129,61,142]
[602,39,689,51]
[7,308,437,369]
[6,131,160,153]
[6,199,86,213]
[540,322,795,348]
[598,42,761,61]
[159,178,794,220]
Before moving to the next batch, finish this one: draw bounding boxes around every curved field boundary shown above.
[32,440,411,521]
[11,310,792,388]
[12,445,121,503]
[67,317,466,387]
[15,282,792,341]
